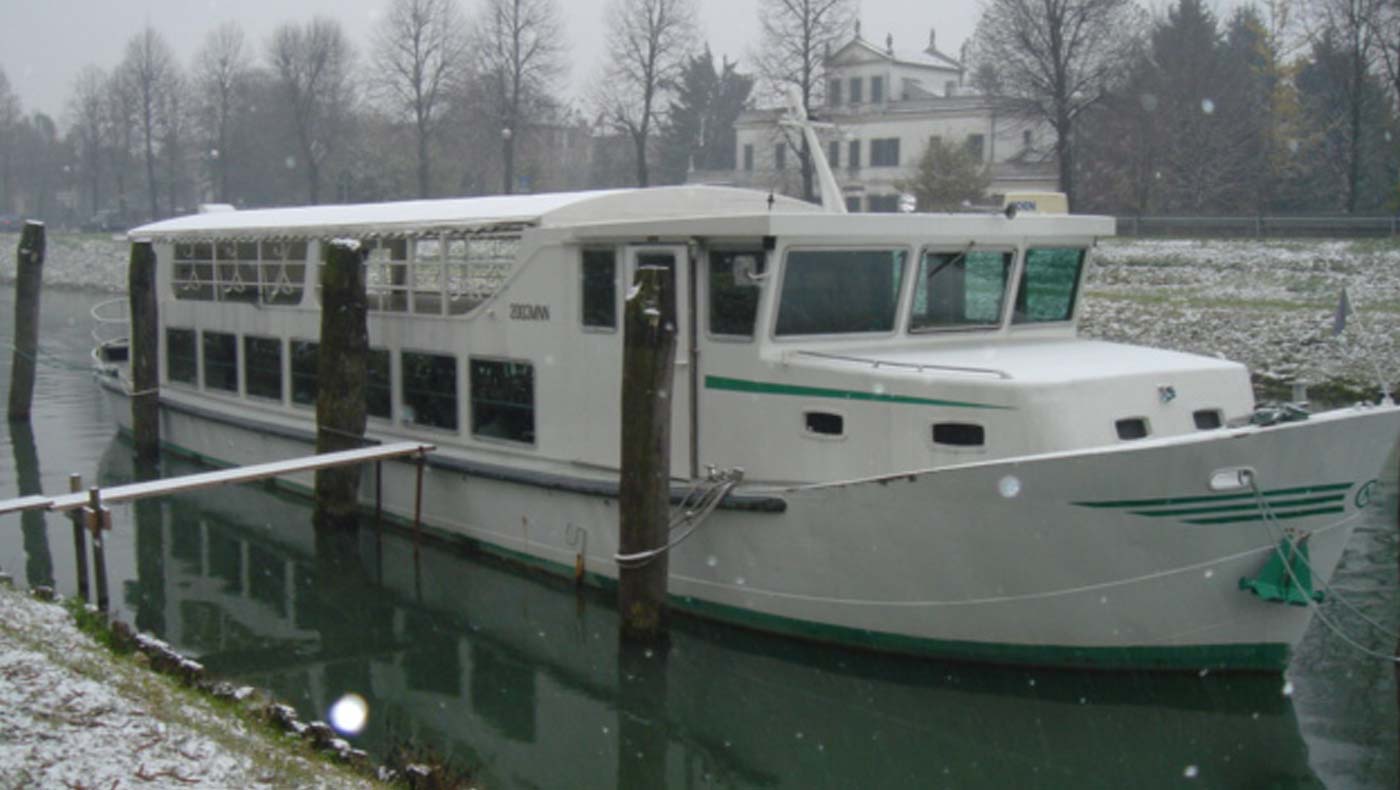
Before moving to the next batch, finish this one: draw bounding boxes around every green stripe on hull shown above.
[1130,494,1345,518]
[130,429,1291,673]
[1182,505,1345,526]
[1075,482,1352,510]
[704,375,1012,411]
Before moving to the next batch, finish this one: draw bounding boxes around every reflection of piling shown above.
[10,419,53,589]
[618,263,677,643]
[86,487,111,612]
[129,240,160,461]
[8,221,45,421]
[314,239,369,530]
[69,474,89,603]
[617,640,670,787]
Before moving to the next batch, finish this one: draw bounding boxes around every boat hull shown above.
[98,376,1399,671]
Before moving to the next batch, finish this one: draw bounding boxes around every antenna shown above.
[778,86,847,214]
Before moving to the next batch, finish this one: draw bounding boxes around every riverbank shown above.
[1,232,1394,398]
[0,579,384,789]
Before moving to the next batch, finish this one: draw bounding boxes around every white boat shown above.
[93,180,1400,671]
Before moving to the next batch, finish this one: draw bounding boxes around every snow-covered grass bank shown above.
[0,581,381,789]
[4,232,1397,396]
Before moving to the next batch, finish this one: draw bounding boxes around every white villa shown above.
[696,26,1058,211]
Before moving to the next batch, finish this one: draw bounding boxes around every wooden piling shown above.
[314,239,369,530]
[87,487,110,612]
[617,261,678,643]
[128,240,160,461]
[8,221,45,421]
[69,474,90,603]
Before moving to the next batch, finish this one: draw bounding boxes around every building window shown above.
[1023,129,1033,148]
[581,248,617,329]
[848,139,861,169]
[867,195,900,213]
[708,250,762,338]
[849,76,863,104]
[166,328,197,385]
[743,143,754,171]
[945,81,956,96]
[965,133,985,162]
[202,331,238,393]
[844,196,862,212]
[775,142,786,170]
[828,78,842,106]
[828,140,840,168]
[871,76,884,103]
[402,351,458,431]
[471,358,535,444]
[871,138,900,167]
[243,336,283,401]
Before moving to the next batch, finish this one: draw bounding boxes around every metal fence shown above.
[1114,215,1400,239]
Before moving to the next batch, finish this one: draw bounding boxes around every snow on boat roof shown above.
[129,186,822,240]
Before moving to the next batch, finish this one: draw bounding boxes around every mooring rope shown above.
[1,339,102,374]
[614,468,744,568]
[1244,471,1400,663]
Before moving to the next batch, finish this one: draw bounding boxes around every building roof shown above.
[129,187,822,240]
[828,34,963,73]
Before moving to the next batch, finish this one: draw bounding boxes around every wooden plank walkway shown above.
[0,441,435,516]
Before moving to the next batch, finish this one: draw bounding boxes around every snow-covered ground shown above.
[2,232,1396,393]
[0,583,378,789]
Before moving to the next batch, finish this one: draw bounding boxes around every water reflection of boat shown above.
[104,444,1324,789]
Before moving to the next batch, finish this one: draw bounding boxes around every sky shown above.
[0,0,982,125]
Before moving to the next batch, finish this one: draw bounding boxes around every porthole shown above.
[933,422,985,447]
[1116,417,1149,440]
[804,411,844,436]
[1193,409,1223,430]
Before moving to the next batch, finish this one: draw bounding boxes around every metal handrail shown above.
[793,350,1013,380]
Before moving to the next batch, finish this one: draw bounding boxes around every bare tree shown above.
[373,0,469,197]
[268,18,356,204]
[753,0,856,201]
[68,66,107,216]
[594,0,697,186]
[195,22,251,203]
[0,68,24,212]
[103,70,139,222]
[118,26,179,220]
[474,0,566,193]
[1308,0,1383,212]
[969,0,1144,208]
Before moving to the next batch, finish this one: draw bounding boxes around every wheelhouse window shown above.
[581,248,617,329]
[402,351,458,431]
[776,249,907,336]
[911,249,1012,331]
[202,331,238,393]
[471,358,535,444]
[708,250,763,338]
[1013,247,1087,324]
[166,328,197,384]
[243,336,283,400]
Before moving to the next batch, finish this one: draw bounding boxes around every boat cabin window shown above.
[166,328,197,385]
[1013,247,1086,324]
[243,336,283,401]
[581,248,617,330]
[202,331,238,393]
[1116,417,1150,440]
[933,422,985,446]
[291,340,392,419]
[172,241,306,305]
[1194,409,1223,430]
[351,233,520,316]
[910,249,1012,331]
[708,250,763,338]
[403,351,458,430]
[471,358,535,444]
[775,249,907,336]
[804,411,844,436]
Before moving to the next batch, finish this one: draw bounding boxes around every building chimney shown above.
[855,19,862,39]
[928,28,937,53]
[886,33,894,55]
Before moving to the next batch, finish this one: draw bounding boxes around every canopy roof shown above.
[130,186,822,241]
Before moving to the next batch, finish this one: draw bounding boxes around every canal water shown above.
[2,285,1397,789]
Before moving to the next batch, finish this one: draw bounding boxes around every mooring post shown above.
[69,474,90,603]
[314,239,369,530]
[8,221,45,421]
[617,262,678,643]
[128,239,160,461]
[86,486,110,613]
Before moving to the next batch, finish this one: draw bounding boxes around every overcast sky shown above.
[1,0,982,124]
